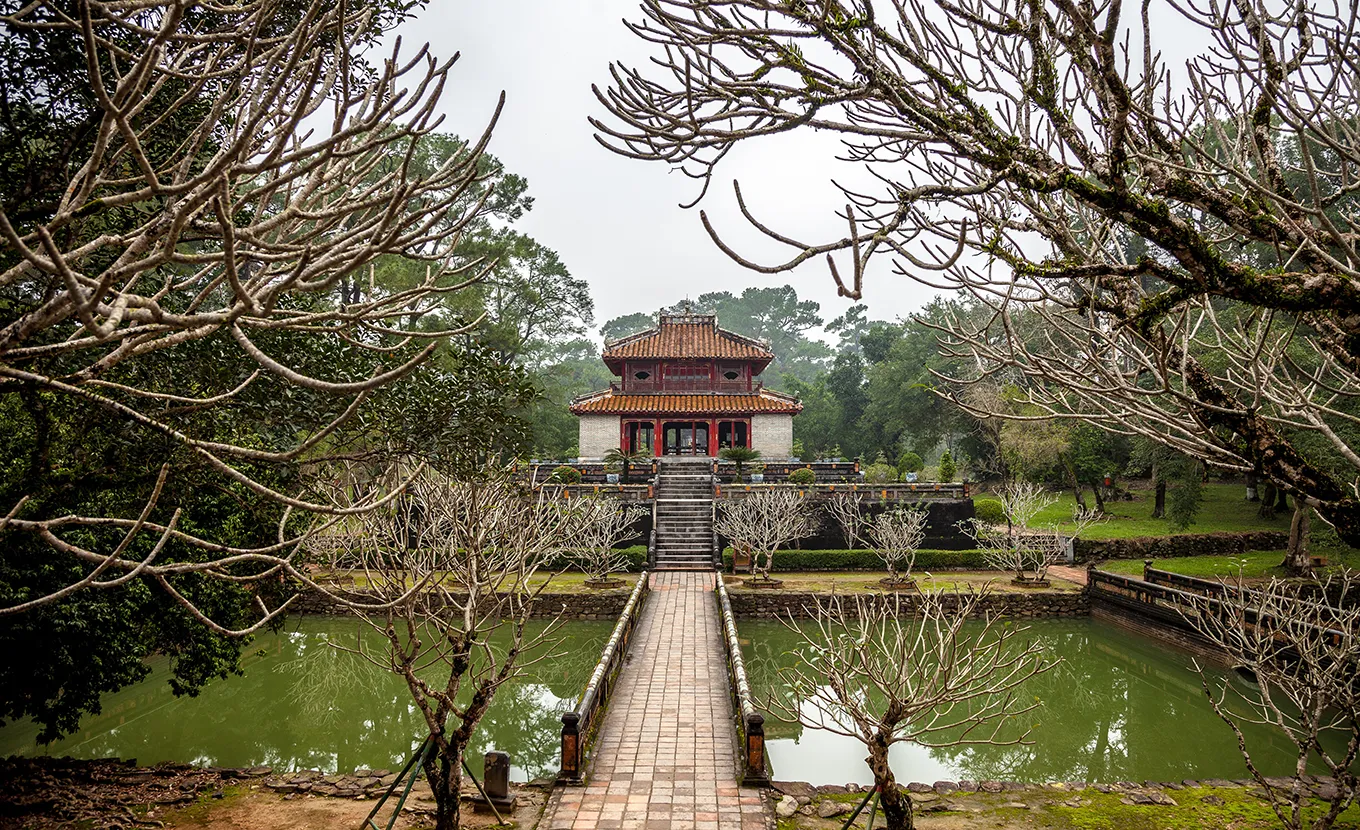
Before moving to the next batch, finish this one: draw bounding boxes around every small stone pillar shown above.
[1143,558,1154,581]
[466,751,516,812]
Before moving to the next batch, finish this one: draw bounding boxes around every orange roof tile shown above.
[602,314,773,367]
[569,389,802,416]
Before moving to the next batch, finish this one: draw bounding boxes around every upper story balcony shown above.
[611,378,762,395]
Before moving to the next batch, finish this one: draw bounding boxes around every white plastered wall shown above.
[751,413,794,459]
[577,414,620,459]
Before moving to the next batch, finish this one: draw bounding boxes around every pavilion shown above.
[570,310,801,459]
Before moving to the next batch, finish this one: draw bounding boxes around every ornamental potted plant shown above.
[719,446,761,483]
[749,462,766,483]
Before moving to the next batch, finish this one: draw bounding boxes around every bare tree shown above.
[0,0,508,630]
[767,591,1058,830]
[964,482,1096,583]
[715,489,818,582]
[331,465,582,830]
[869,506,928,588]
[1182,572,1360,830]
[826,490,871,550]
[568,496,648,587]
[593,0,1360,547]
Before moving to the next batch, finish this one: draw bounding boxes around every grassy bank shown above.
[1100,549,1360,579]
[1023,482,1291,539]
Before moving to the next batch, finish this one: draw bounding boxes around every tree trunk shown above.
[424,747,463,830]
[867,744,913,830]
[1282,504,1312,574]
[1245,471,1259,502]
[1258,482,1277,520]
[1275,486,1289,512]
[1153,476,1167,519]
[1089,479,1107,515]
[1061,457,1087,513]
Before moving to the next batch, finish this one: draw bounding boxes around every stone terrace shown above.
[539,571,773,829]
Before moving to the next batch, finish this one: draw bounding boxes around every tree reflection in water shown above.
[0,617,611,780]
[744,618,1349,785]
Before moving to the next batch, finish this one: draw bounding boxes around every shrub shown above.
[549,464,582,484]
[547,545,648,573]
[864,463,897,484]
[973,498,1006,524]
[721,548,991,571]
[788,468,817,485]
[938,450,957,482]
[897,451,924,473]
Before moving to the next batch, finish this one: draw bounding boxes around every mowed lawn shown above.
[1100,548,1360,579]
[1023,482,1293,539]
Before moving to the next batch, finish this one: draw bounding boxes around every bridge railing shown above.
[1088,568,1346,649]
[558,571,651,784]
[715,574,771,786]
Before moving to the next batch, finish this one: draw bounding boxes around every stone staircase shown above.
[651,457,716,570]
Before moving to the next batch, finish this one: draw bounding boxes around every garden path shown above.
[1046,564,1088,585]
[539,571,773,830]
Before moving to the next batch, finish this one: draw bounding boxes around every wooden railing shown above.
[715,574,771,786]
[558,571,651,784]
[1088,568,1346,648]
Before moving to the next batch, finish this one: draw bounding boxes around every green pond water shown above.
[741,617,1352,785]
[0,617,612,781]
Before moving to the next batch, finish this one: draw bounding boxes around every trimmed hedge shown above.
[546,545,648,572]
[788,468,817,485]
[973,498,1005,523]
[721,548,991,571]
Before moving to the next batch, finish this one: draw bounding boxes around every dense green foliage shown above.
[788,468,816,485]
[0,2,541,741]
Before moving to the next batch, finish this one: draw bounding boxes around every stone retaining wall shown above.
[770,775,1340,819]
[726,589,1089,619]
[1074,531,1288,562]
[291,587,633,620]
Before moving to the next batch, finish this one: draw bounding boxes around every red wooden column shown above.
[708,418,718,457]
[653,419,663,457]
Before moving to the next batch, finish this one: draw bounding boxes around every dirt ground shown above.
[161,785,547,830]
[0,758,546,830]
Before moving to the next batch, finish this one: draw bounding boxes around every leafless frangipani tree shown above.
[568,496,649,586]
[594,0,1360,544]
[0,0,507,630]
[768,591,1059,830]
[330,465,584,830]
[1182,572,1360,830]
[963,482,1096,583]
[825,490,871,550]
[869,505,928,587]
[715,489,819,581]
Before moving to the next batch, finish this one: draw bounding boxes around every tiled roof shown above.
[603,314,773,364]
[569,389,802,416]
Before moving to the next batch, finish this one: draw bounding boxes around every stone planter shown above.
[1011,577,1051,588]
[879,577,918,591]
[584,578,627,590]
[743,578,785,589]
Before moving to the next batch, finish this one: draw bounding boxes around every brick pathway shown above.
[540,572,772,830]
[1047,564,1089,586]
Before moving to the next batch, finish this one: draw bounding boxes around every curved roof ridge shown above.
[601,311,774,363]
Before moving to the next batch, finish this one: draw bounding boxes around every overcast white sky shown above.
[390,2,941,340]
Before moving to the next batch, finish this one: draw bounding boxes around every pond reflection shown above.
[742,617,1344,785]
[0,617,611,781]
